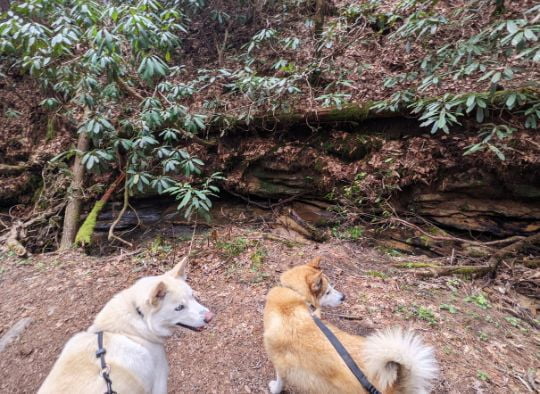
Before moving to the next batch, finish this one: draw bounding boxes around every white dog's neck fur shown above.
[89,287,167,345]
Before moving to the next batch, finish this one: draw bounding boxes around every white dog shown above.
[39,257,213,394]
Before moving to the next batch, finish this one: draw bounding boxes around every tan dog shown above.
[39,258,213,394]
[263,257,438,394]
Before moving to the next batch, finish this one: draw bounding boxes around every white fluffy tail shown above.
[362,327,438,394]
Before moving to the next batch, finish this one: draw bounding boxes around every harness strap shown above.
[311,314,381,394]
[96,331,117,394]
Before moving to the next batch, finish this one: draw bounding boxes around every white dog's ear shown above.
[307,256,321,270]
[149,281,167,306]
[168,256,188,280]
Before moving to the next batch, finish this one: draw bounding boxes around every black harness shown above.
[311,313,381,394]
[95,331,117,394]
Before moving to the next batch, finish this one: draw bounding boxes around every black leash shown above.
[311,314,381,394]
[96,331,117,394]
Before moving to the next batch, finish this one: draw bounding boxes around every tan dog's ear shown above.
[168,256,188,280]
[149,281,167,306]
[310,271,323,295]
[307,256,322,270]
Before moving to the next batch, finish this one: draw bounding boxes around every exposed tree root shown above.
[1,203,66,256]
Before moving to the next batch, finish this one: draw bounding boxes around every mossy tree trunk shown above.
[212,88,539,133]
[75,172,126,246]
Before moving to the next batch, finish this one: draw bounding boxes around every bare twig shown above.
[323,312,364,321]
[108,180,133,248]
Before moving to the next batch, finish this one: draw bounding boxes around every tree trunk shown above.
[0,0,10,12]
[59,132,90,250]
[314,0,326,50]
[494,0,505,14]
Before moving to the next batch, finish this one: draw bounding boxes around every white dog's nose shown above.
[204,311,214,323]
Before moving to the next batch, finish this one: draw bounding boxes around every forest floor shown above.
[0,223,538,394]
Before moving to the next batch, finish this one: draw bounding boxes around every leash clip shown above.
[100,365,111,377]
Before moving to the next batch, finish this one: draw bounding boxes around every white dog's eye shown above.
[175,305,185,311]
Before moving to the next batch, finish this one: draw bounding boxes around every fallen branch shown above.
[394,262,440,269]
[262,233,309,246]
[415,265,492,278]
[75,172,125,246]
[0,163,29,175]
[212,88,540,132]
[517,258,540,268]
[115,76,145,101]
[488,232,540,278]
[323,312,364,321]
[389,216,491,247]
[175,128,217,147]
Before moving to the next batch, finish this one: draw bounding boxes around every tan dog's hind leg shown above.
[268,370,283,394]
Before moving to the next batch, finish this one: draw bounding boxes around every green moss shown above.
[397,262,439,269]
[46,117,56,141]
[75,200,105,246]
[217,237,249,257]
[366,270,388,279]
[250,247,266,271]
[326,101,375,122]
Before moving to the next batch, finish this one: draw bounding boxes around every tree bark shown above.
[493,0,505,14]
[59,132,90,250]
[314,0,326,56]
[0,0,10,12]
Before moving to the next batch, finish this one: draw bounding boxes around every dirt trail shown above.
[0,228,538,393]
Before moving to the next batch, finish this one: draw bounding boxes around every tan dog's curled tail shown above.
[361,327,438,394]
